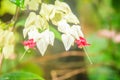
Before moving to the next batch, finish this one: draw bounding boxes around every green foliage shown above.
[0,0,16,16]
[49,26,61,41]
[88,66,119,80]
[86,34,120,80]
[19,62,44,77]
[9,0,24,8]
[112,0,120,12]
[0,71,44,80]
[87,34,108,54]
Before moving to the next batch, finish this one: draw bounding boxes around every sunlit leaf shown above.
[10,0,24,8]
[0,0,16,16]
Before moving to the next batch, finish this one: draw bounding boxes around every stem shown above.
[11,6,20,31]
[19,49,29,61]
[83,47,93,64]
[0,54,4,71]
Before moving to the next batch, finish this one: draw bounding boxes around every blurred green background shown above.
[0,0,120,80]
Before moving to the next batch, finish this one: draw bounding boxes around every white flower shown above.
[58,19,84,51]
[25,12,37,28]
[40,3,54,21]
[27,29,55,56]
[36,29,55,56]
[62,34,74,51]
[58,19,71,34]
[28,28,40,41]
[70,25,84,39]
[2,45,14,59]
[25,0,41,11]
[55,0,71,14]
[64,12,80,24]
[23,12,49,38]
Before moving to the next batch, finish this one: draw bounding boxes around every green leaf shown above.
[86,34,108,54]
[88,67,119,80]
[20,62,44,77]
[49,26,61,41]
[10,0,24,7]
[0,0,16,16]
[0,71,44,80]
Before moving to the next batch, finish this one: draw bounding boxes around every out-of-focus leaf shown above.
[88,67,119,80]
[86,34,108,54]
[16,18,26,27]
[10,0,24,8]
[19,62,44,77]
[110,14,120,31]
[0,71,44,80]
[0,0,16,16]
[112,0,120,11]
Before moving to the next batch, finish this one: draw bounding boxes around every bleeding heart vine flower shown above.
[23,28,55,56]
[58,19,84,50]
[36,29,55,56]
[22,0,91,64]
[24,0,41,11]
[21,0,92,64]
[23,39,36,49]
[75,37,90,48]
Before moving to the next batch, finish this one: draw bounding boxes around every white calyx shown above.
[58,19,84,51]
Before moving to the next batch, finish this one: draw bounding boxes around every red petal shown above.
[75,37,90,48]
[23,39,36,48]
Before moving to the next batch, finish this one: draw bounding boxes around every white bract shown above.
[23,11,55,56]
[28,28,40,42]
[2,45,14,59]
[58,19,83,51]
[25,0,41,11]
[27,28,55,56]
[23,12,48,38]
[63,12,80,24]
[0,29,15,59]
[40,3,54,21]
[36,29,55,56]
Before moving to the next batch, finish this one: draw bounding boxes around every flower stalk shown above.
[83,47,93,64]
[11,6,20,31]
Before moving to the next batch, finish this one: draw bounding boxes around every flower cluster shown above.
[0,29,15,59]
[23,0,90,56]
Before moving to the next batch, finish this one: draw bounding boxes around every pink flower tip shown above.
[75,37,90,48]
[23,39,36,48]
